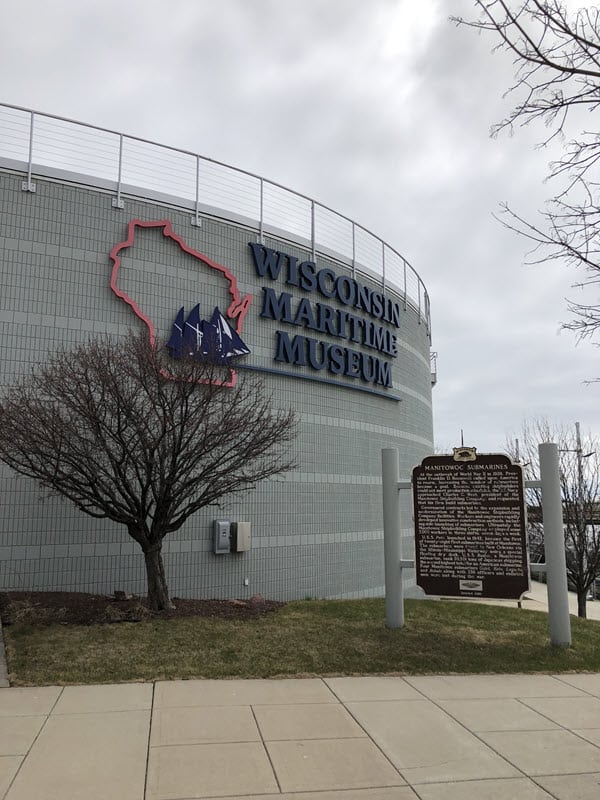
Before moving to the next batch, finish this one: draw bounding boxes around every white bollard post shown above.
[382,448,404,628]
[539,442,571,647]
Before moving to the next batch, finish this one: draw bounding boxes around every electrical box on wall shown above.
[213,520,231,554]
[231,522,251,552]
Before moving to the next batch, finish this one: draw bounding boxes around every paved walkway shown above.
[0,582,599,798]
[0,674,599,799]
[524,580,600,621]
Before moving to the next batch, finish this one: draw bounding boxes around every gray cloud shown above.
[1,0,597,452]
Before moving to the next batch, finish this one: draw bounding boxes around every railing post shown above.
[191,154,201,227]
[351,223,356,278]
[311,200,316,259]
[22,111,36,193]
[112,134,124,209]
[259,178,264,243]
[381,241,386,293]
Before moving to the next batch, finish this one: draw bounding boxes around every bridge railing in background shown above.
[0,103,430,335]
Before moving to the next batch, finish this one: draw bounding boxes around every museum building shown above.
[0,103,435,600]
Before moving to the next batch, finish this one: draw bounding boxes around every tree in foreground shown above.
[454,2,600,344]
[0,334,297,610]
[507,418,600,617]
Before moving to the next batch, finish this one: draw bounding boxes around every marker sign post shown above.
[413,453,529,599]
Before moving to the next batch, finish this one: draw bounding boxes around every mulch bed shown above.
[0,591,285,626]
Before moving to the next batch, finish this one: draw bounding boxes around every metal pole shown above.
[574,421,592,602]
[539,442,571,647]
[382,448,403,628]
[575,421,585,533]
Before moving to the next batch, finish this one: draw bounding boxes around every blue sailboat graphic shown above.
[167,304,250,364]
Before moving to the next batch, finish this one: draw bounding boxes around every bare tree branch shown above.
[455,2,600,345]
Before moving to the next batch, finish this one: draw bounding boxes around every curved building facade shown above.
[0,104,434,600]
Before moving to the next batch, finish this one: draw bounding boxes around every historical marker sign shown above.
[413,453,529,599]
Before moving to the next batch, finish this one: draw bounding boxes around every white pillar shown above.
[539,442,571,647]
[382,448,404,628]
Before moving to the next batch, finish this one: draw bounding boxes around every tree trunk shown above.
[143,542,174,610]
[577,589,587,619]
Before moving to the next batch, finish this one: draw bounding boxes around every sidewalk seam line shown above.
[143,681,156,800]
[517,696,600,749]
[322,677,410,786]
[251,702,282,793]
[417,691,578,797]
[0,686,64,800]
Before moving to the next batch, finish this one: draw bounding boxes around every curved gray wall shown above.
[0,167,433,600]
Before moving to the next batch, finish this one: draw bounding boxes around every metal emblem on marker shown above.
[460,580,483,592]
[453,446,477,462]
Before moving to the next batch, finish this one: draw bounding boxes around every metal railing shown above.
[0,102,431,335]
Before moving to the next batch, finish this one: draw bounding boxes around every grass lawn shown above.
[3,598,600,686]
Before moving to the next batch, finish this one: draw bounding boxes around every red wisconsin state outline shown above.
[109,219,252,387]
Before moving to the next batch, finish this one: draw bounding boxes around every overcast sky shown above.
[1,0,598,454]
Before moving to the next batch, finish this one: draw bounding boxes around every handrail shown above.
[0,102,431,336]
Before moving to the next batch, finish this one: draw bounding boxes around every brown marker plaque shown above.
[413,454,528,598]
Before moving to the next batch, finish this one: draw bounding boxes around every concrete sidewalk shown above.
[0,674,599,800]
[523,580,600,621]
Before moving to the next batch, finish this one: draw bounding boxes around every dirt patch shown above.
[0,591,285,626]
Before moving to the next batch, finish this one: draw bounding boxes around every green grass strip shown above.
[4,599,600,686]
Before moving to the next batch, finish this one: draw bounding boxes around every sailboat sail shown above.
[182,304,203,354]
[167,304,250,364]
[209,307,251,359]
[166,306,185,358]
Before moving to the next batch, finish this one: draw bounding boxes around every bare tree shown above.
[507,418,600,617]
[454,2,600,344]
[0,334,297,610]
